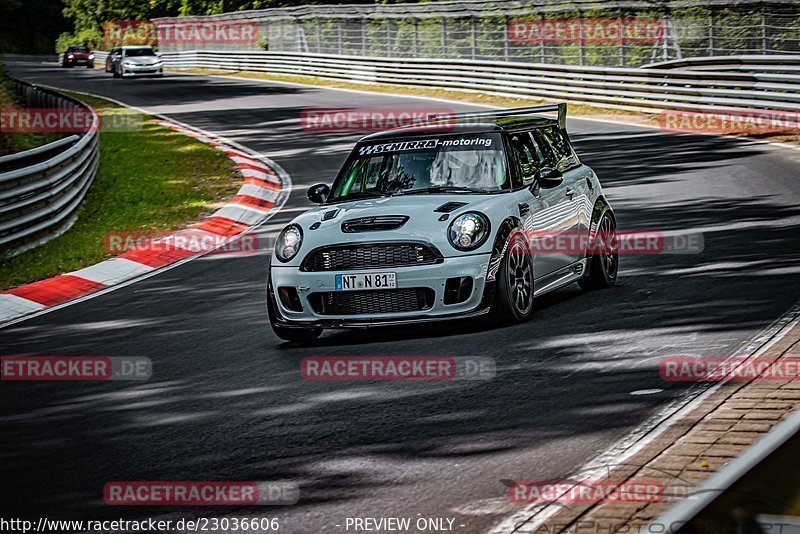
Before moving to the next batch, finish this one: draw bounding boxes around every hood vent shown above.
[434,201,468,213]
[341,215,409,233]
[321,209,340,221]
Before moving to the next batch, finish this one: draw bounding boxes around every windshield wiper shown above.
[400,186,492,195]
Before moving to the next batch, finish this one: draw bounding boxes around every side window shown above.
[536,127,579,172]
[510,132,553,186]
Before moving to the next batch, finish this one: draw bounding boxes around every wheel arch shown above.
[486,216,525,283]
[588,196,616,249]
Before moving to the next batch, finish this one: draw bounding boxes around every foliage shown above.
[55,27,104,53]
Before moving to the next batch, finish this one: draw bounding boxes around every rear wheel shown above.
[491,232,535,323]
[579,211,619,290]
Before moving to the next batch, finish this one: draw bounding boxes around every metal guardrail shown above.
[152,0,800,67]
[644,53,800,73]
[161,50,800,114]
[92,51,109,66]
[0,81,99,257]
[0,54,59,63]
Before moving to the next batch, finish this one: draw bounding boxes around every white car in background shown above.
[267,105,618,342]
[105,46,163,78]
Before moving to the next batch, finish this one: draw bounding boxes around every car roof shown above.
[360,115,557,142]
[121,45,154,49]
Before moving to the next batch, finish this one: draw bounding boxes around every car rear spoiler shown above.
[427,104,567,130]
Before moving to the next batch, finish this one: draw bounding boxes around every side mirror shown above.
[535,167,563,189]
[307,183,330,204]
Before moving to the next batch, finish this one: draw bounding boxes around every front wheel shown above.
[579,211,619,290]
[491,232,535,323]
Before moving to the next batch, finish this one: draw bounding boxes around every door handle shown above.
[518,202,530,216]
[565,188,575,199]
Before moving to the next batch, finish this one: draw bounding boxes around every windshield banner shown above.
[357,136,496,156]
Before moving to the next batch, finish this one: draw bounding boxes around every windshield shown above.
[329,133,508,201]
[124,48,155,57]
[68,46,89,53]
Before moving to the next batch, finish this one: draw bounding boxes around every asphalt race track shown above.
[2,62,800,533]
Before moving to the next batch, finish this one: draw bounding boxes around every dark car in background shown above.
[61,45,94,68]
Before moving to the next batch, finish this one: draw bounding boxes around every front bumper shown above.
[270,253,492,327]
[121,65,163,77]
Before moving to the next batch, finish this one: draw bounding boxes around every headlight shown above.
[448,212,490,251]
[67,54,74,59]
[89,54,94,59]
[123,61,134,67]
[154,61,162,66]
[275,224,303,262]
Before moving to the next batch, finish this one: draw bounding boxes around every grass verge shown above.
[179,68,800,146]
[0,91,241,290]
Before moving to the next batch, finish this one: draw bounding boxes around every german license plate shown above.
[335,272,396,291]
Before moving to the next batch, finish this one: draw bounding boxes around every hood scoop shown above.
[341,215,409,233]
[321,209,340,221]
[434,201,468,213]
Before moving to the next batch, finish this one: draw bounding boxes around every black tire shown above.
[113,66,120,78]
[579,211,619,290]
[490,232,535,323]
[266,282,322,343]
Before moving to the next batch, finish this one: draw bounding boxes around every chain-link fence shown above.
[153,0,800,67]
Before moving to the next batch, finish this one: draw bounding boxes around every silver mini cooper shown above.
[268,105,618,342]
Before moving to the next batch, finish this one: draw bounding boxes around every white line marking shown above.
[630,389,664,396]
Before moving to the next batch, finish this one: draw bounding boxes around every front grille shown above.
[341,215,409,233]
[309,288,435,315]
[301,243,441,271]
